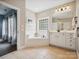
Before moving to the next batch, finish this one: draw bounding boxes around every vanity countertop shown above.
[49,30,75,33]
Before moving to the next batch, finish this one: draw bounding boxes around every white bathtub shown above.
[26,36,49,48]
[28,36,42,39]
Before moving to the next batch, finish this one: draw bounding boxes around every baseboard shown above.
[17,45,26,50]
[76,51,79,59]
[26,44,49,48]
[49,44,76,52]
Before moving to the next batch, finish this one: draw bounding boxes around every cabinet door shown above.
[66,39,75,50]
[50,32,65,48]
[50,32,58,45]
[54,33,60,46]
[56,33,65,47]
[50,32,60,46]
[78,38,79,51]
[50,32,54,45]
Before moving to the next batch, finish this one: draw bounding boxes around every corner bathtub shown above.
[26,36,49,48]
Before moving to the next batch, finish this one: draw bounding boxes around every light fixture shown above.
[55,6,71,13]
[66,6,70,9]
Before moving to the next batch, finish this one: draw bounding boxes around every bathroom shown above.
[25,1,77,49]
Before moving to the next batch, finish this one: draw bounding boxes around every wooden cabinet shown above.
[50,32,76,50]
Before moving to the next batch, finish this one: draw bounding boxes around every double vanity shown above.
[49,31,76,50]
[49,17,77,50]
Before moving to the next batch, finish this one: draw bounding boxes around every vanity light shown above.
[63,7,65,11]
[55,9,59,12]
[55,6,71,12]
[66,6,70,9]
[67,6,71,11]
[55,9,58,12]
[61,8,63,11]
[55,8,61,12]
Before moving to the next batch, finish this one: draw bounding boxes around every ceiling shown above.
[0,4,11,15]
[26,0,74,13]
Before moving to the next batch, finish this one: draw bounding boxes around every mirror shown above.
[52,17,74,32]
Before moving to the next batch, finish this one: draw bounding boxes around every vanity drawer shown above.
[66,39,76,50]
[65,34,75,40]
[66,43,75,50]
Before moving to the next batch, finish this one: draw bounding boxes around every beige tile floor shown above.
[0,47,77,59]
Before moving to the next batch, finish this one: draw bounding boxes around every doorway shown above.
[0,2,18,57]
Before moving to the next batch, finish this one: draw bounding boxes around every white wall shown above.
[25,1,76,48]
[37,17,49,39]
[36,2,76,45]
[36,11,50,39]
[1,0,26,50]
[30,1,76,48]
[26,9,36,37]
[26,9,49,48]
[37,1,76,32]
[76,0,79,27]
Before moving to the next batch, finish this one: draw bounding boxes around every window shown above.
[2,19,8,40]
[39,19,48,30]
[2,19,6,36]
[8,15,17,43]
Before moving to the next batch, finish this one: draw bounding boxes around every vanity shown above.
[49,31,76,50]
[49,17,77,50]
